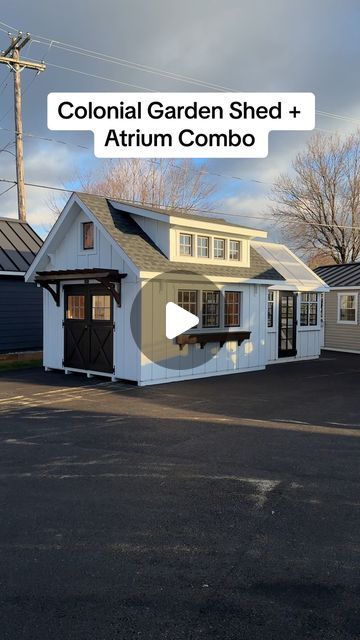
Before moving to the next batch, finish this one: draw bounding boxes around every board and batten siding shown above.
[42,209,140,380]
[0,277,42,353]
[140,281,267,385]
[266,290,322,363]
[323,289,360,353]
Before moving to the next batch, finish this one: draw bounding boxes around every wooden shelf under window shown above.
[175,331,251,351]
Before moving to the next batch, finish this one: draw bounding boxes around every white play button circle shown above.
[165,302,199,339]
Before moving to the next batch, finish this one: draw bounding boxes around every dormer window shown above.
[82,222,94,250]
[229,240,241,261]
[179,233,193,256]
[197,236,209,258]
[176,232,247,265]
[214,238,225,259]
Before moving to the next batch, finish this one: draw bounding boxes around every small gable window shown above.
[82,222,94,250]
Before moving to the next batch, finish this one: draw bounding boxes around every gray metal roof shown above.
[77,193,284,281]
[0,217,43,273]
[315,263,360,287]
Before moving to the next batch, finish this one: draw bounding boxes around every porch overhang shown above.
[35,269,127,307]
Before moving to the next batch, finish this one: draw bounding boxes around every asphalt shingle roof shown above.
[77,193,284,281]
[0,217,43,273]
[315,263,360,287]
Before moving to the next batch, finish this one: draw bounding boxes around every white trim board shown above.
[138,365,266,386]
[0,271,25,276]
[267,355,320,365]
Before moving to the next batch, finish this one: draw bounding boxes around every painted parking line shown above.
[0,395,24,403]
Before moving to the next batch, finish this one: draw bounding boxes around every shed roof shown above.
[77,193,284,281]
[252,241,328,292]
[108,198,266,233]
[314,263,360,287]
[0,217,43,273]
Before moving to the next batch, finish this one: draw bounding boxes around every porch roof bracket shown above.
[38,281,60,306]
[96,276,126,307]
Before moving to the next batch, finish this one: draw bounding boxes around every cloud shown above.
[1,0,360,238]
[0,139,86,231]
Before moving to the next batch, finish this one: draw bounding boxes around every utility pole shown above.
[0,33,45,221]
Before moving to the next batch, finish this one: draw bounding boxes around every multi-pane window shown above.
[197,236,209,258]
[268,290,275,328]
[179,233,193,256]
[224,291,240,327]
[177,290,198,316]
[82,221,94,250]
[66,295,85,320]
[202,291,220,327]
[229,240,241,261]
[300,293,318,326]
[338,293,357,323]
[214,238,225,259]
[92,295,111,321]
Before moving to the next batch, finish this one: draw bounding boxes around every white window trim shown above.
[337,292,358,325]
[197,235,210,259]
[224,290,242,328]
[214,237,226,260]
[298,293,320,331]
[228,239,242,262]
[173,229,248,266]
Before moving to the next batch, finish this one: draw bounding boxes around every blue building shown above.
[0,217,43,354]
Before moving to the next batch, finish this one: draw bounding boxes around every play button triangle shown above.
[166,302,199,340]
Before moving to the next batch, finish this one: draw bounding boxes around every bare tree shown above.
[76,158,218,212]
[269,132,360,264]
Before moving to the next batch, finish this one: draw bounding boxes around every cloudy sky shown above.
[0,0,359,238]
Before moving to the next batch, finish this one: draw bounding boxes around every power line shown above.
[0,182,15,196]
[45,61,157,92]
[1,20,359,126]
[0,176,359,231]
[0,23,357,197]
[0,124,91,149]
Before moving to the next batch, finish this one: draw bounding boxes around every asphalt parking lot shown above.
[0,351,359,639]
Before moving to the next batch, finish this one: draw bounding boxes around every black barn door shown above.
[278,291,297,358]
[64,284,114,373]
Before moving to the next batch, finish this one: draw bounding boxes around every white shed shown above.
[25,193,327,385]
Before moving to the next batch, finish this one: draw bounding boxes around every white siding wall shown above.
[129,215,170,257]
[113,280,141,381]
[266,290,322,363]
[43,288,64,369]
[42,209,140,380]
[139,282,267,385]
